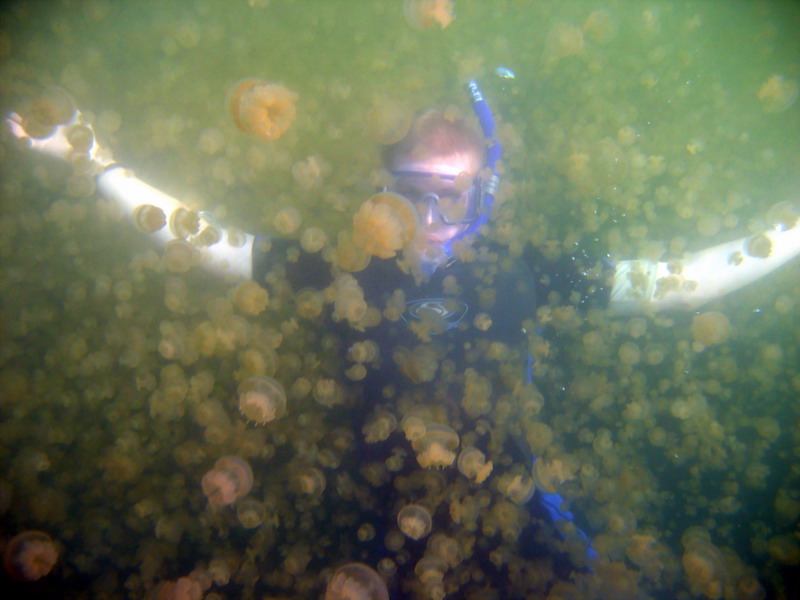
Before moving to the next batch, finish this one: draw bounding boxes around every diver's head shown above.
[383,110,486,244]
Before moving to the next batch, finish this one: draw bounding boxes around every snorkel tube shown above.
[456,80,502,242]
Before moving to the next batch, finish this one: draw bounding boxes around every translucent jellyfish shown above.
[497,472,536,505]
[397,504,433,540]
[335,230,372,272]
[2,530,58,581]
[21,87,76,139]
[682,539,729,599]
[200,456,253,506]
[347,340,380,364]
[532,456,576,494]
[414,555,447,600]
[273,206,303,235]
[295,288,325,319]
[412,424,459,468]
[238,376,287,424]
[231,281,269,316]
[313,378,344,407]
[169,207,201,239]
[164,240,197,273]
[757,75,798,113]
[457,447,493,483]
[236,497,266,529]
[401,415,427,442]
[546,23,584,60]
[362,410,398,443]
[367,99,412,144]
[66,123,94,152]
[690,311,731,347]
[352,192,418,259]
[767,534,800,565]
[403,0,454,31]
[292,155,330,190]
[325,562,389,600]
[745,233,772,259]
[227,78,298,141]
[300,227,328,253]
[292,465,326,496]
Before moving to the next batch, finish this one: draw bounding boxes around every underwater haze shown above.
[1,1,799,599]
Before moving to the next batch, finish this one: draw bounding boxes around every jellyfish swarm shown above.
[200,456,253,506]
[2,531,58,581]
[325,563,389,600]
[227,79,298,141]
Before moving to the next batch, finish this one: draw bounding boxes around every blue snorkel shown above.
[460,80,502,241]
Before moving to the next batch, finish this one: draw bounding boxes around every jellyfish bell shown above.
[690,311,731,347]
[2,530,59,582]
[227,78,299,141]
[412,423,459,468]
[397,504,433,540]
[325,562,389,600]
[20,87,76,139]
[238,376,287,424]
[201,456,253,506]
[351,191,419,259]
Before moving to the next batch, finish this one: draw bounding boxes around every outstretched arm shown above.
[6,106,254,281]
[609,216,800,313]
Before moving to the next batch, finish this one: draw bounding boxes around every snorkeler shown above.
[4,81,800,566]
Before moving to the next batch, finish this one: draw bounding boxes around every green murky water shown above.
[1,1,798,598]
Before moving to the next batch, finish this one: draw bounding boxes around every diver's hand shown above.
[5,107,115,174]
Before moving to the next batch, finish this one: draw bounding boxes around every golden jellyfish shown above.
[2,531,58,581]
[21,87,76,139]
[682,539,729,599]
[362,410,398,443]
[200,456,253,506]
[236,497,266,529]
[412,423,459,468]
[231,281,269,316]
[66,123,94,153]
[414,555,447,600]
[401,415,427,442]
[169,207,200,239]
[546,23,584,60]
[133,204,167,234]
[403,0,454,31]
[292,155,330,190]
[164,239,197,273]
[367,99,413,145]
[238,376,287,424]
[497,471,536,505]
[456,446,493,483]
[295,288,325,319]
[397,504,433,540]
[691,311,731,347]
[227,78,298,141]
[300,227,328,253]
[352,192,418,259]
[757,75,798,113]
[273,206,303,235]
[766,534,800,565]
[335,230,372,272]
[325,562,389,600]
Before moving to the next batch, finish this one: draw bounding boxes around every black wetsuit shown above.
[252,237,613,369]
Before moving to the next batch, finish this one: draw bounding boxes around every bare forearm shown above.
[610,219,800,313]
[6,109,254,280]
